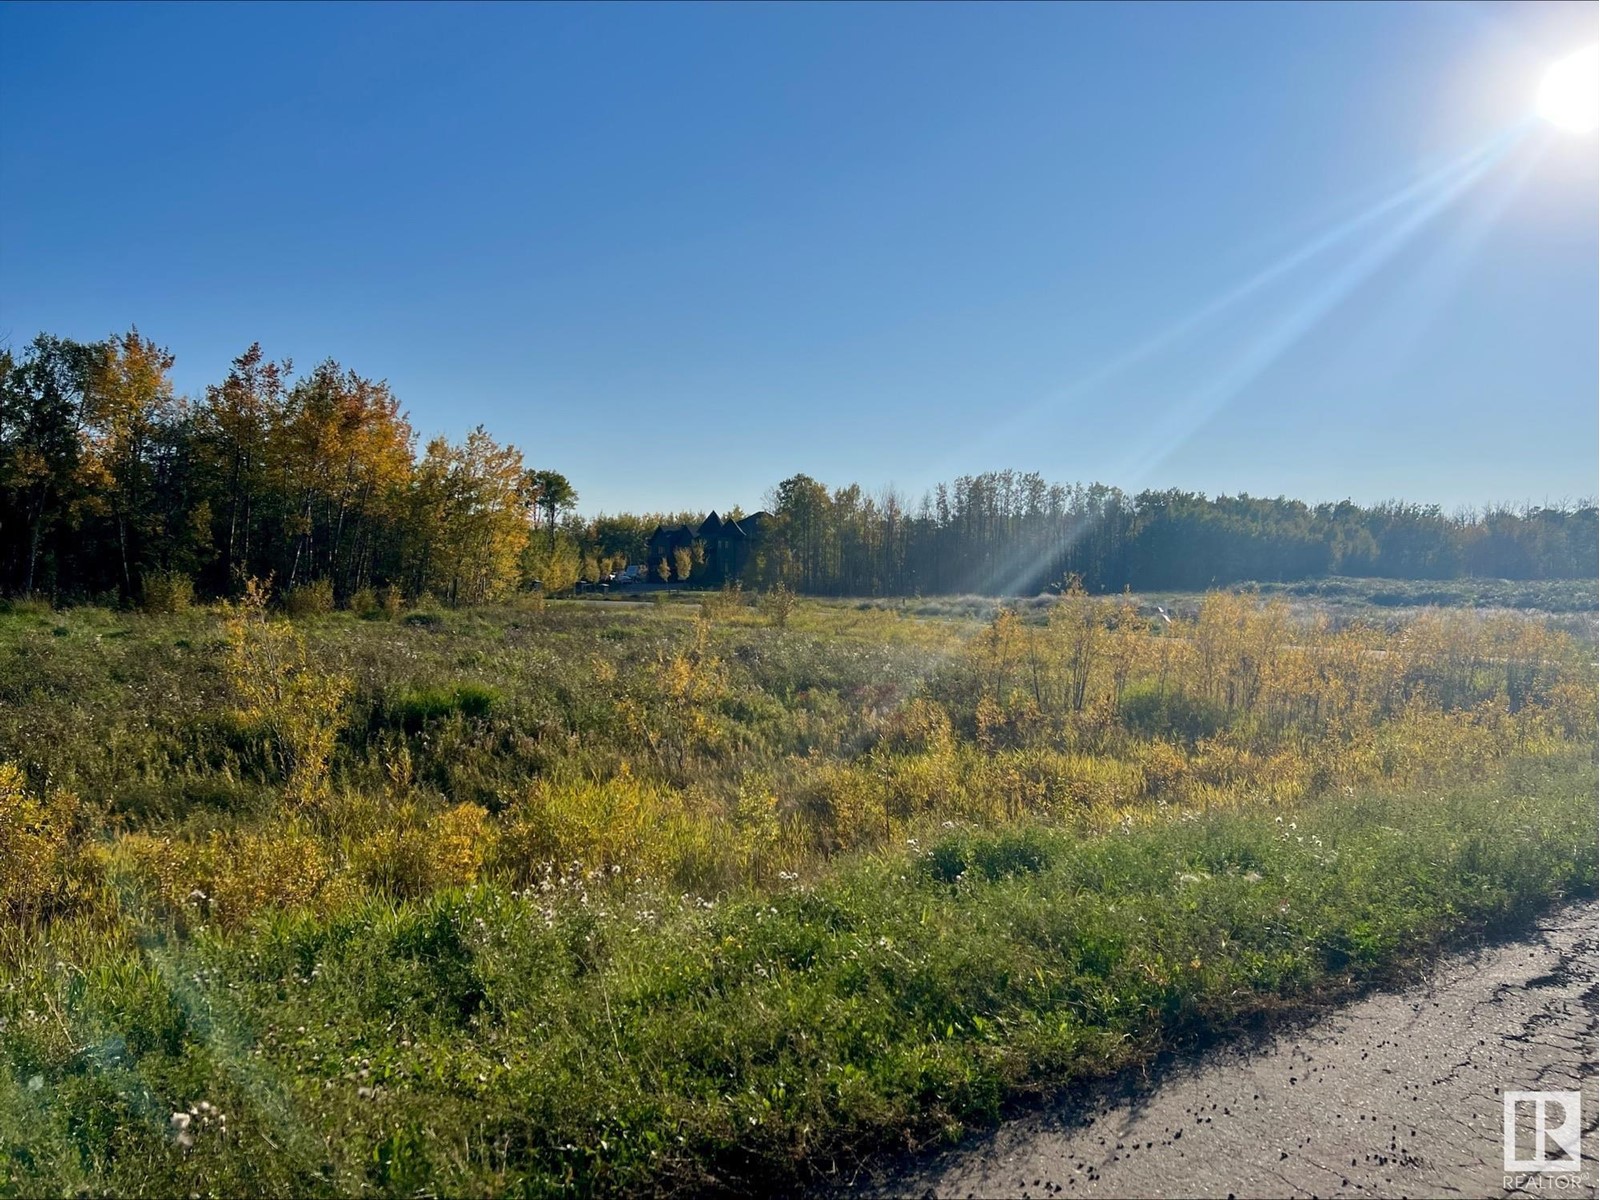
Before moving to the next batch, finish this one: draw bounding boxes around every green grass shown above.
[0,601,951,831]
[0,595,1594,1196]
[2,753,1593,1197]
[382,681,502,733]
[1260,574,1599,612]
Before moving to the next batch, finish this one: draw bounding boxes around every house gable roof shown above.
[729,511,770,537]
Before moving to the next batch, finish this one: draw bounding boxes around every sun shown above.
[1537,45,1600,134]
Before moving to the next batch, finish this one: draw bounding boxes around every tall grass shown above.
[0,592,1593,1195]
[1,757,1592,1196]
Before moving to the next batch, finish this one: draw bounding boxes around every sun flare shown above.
[1537,45,1600,133]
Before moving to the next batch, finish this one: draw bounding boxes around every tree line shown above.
[4,330,1593,605]
[0,331,578,606]
[689,471,1594,596]
[566,473,1594,596]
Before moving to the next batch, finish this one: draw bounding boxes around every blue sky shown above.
[1,1,1594,517]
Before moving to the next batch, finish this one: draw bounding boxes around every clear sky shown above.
[1,1,1595,517]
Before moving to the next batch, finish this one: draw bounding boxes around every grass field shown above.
[828,575,1600,626]
[1,587,1595,1196]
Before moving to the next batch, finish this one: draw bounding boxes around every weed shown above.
[223,580,351,807]
[0,590,1591,1196]
[140,571,194,614]
[760,581,798,628]
[283,578,335,617]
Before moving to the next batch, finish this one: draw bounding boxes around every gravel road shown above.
[851,902,1598,1200]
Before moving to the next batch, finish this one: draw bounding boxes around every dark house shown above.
[646,511,770,583]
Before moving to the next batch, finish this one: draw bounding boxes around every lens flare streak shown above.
[975,128,1525,598]
[958,131,1520,474]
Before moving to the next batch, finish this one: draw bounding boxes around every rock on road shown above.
[853,902,1598,1200]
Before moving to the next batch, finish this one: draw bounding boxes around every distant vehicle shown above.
[606,565,646,585]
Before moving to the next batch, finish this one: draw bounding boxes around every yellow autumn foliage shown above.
[0,762,94,921]
[223,578,351,808]
[114,824,330,926]
[351,802,491,899]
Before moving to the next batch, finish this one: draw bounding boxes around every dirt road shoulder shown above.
[852,902,1599,1200]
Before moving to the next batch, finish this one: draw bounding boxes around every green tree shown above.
[0,335,103,594]
[409,428,532,604]
[193,343,291,593]
[527,469,578,556]
[84,329,179,600]
[275,361,414,597]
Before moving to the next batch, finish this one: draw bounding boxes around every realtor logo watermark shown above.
[1504,1090,1584,1187]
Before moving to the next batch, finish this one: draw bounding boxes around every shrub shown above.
[0,762,94,921]
[387,682,500,733]
[700,581,745,621]
[114,824,330,926]
[224,581,351,808]
[140,570,194,614]
[110,776,272,824]
[284,578,335,617]
[209,826,331,918]
[1119,683,1229,743]
[351,586,404,620]
[495,773,688,878]
[923,826,1057,884]
[880,697,954,754]
[759,582,798,628]
[0,594,53,616]
[352,803,491,898]
[403,601,445,627]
